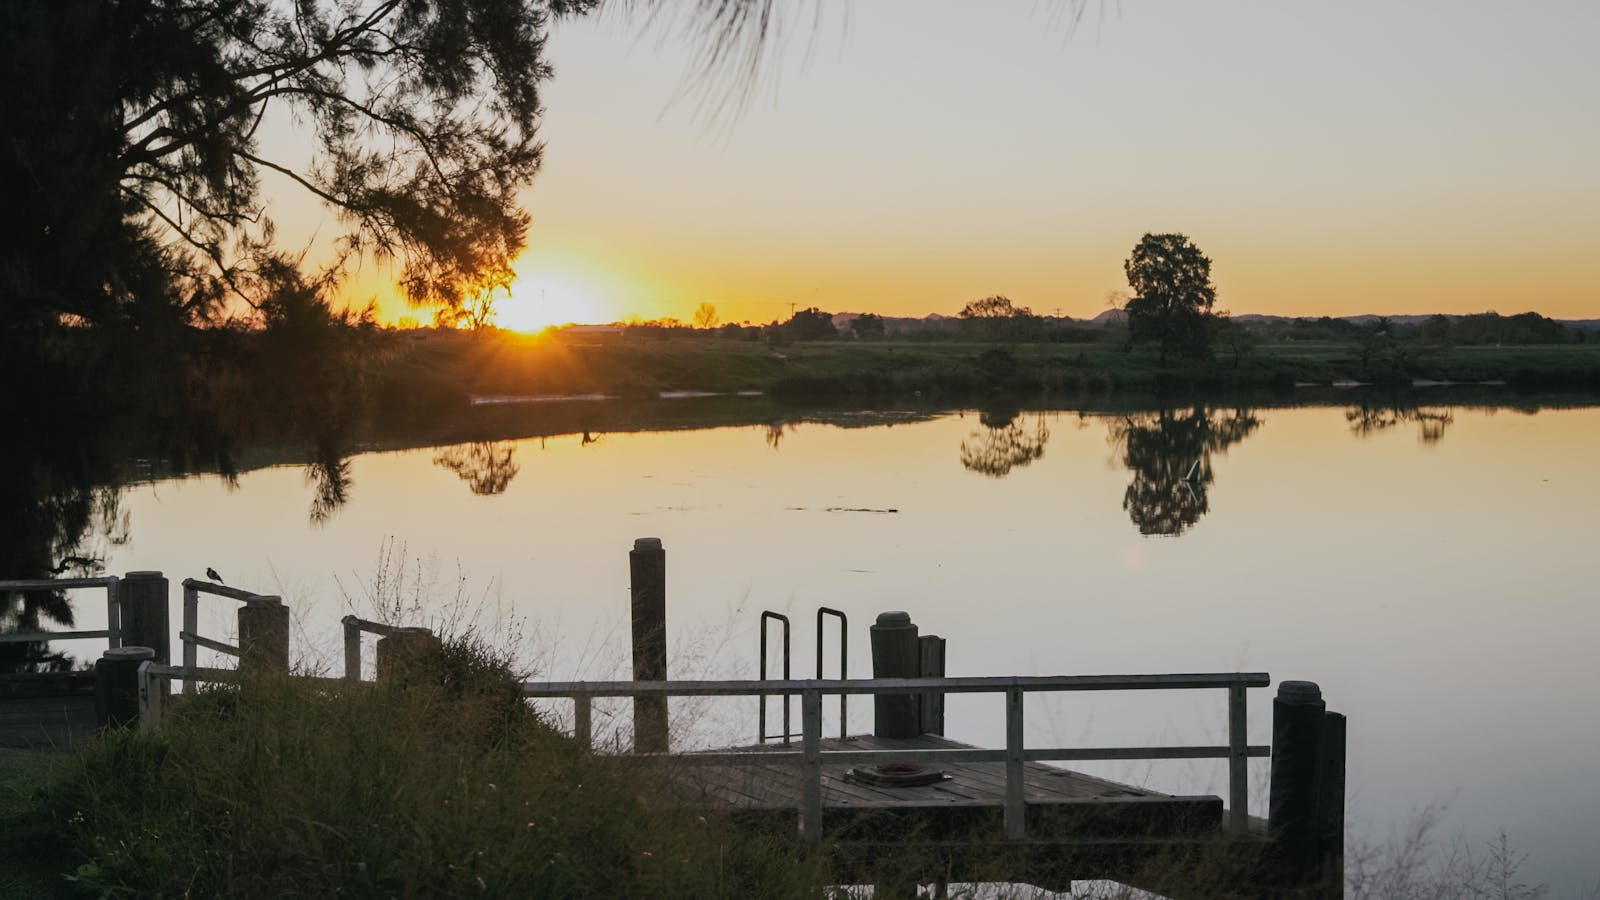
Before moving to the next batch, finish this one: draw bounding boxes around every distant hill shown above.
[831,312,957,334]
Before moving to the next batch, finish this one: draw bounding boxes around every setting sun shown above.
[498,275,607,332]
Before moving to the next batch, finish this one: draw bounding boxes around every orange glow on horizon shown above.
[498,275,609,332]
[304,2,1596,329]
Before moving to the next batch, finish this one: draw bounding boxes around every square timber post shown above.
[630,537,668,753]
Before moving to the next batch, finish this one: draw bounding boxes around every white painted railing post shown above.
[1005,685,1025,840]
[181,582,198,694]
[1228,683,1249,836]
[801,688,823,843]
[137,661,163,733]
[104,576,122,649]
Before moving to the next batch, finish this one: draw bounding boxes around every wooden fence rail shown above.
[179,578,281,692]
[340,615,402,683]
[520,672,1271,841]
[0,576,121,648]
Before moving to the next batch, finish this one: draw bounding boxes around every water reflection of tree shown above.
[0,327,365,668]
[960,406,1050,478]
[307,452,354,522]
[0,479,119,672]
[1345,399,1454,445]
[1108,406,1262,536]
[0,361,123,670]
[765,421,788,450]
[433,442,521,496]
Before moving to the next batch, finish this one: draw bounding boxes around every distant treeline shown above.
[545,309,1594,347]
[556,310,1108,345]
[1255,312,1589,346]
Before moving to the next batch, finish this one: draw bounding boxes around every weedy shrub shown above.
[47,639,826,899]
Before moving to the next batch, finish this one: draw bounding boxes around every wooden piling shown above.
[237,597,290,676]
[94,646,155,729]
[1269,681,1327,874]
[118,571,169,664]
[919,634,946,736]
[870,611,920,738]
[629,537,668,753]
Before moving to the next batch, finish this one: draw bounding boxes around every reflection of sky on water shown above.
[62,404,1600,894]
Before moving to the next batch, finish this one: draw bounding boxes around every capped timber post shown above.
[94,646,155,729]
[869,611,919,738]
[1269,681,1327,875]
[375,627,441,682]
[237,596,290,676]
[118,571,170,665]
[341,616,362,683]
[630,537,668,753]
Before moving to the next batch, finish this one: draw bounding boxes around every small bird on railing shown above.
[205,567,224,584]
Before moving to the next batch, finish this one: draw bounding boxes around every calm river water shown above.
[54,395,1600,894]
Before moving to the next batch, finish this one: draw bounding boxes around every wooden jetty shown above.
[668,732,1248,891]
[1,574,125,749]
[2,538,1348,898]
[519,669,1319,898]
[0,671,95,749]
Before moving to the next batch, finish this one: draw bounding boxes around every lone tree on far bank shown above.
[1124,233,1218,363]
[783,307,837,341]
[958,295,1041,342]
[693,302,720,330]
[850,312,887,340]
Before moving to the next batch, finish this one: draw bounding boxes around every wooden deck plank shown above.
[933,756,1149,802]
[668,733,1226,841]
[755,762,992,808]
[860,735,1164,800]
[705,735,1175,804]
[720,759,985,809]
[0,694,96,750]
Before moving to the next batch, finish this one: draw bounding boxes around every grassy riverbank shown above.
[0,748,64,899]
[11,641,824,899]
[373,331,1600,417]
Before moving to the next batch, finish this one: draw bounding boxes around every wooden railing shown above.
[339,615,402,683]
[135,662,346,732]
[0,576,122,649]
[134,656,1271,841]
[520,672,1272,841]
[178,578,280,693]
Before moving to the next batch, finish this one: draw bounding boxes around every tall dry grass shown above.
[46,639,827,898]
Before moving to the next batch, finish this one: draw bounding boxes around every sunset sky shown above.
[309,1,1598,329]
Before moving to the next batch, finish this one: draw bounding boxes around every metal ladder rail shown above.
[758,611,791,744]
[816,607,847,739]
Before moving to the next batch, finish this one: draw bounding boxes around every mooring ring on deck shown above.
[844,764,951,788]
